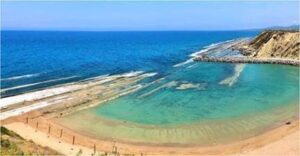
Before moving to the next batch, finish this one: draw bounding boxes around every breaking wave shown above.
[1,73,42,81]
[174,39,237,68]
[1,76,78,92]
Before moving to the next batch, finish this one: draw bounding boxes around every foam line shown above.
[1,73,41,81]
[0,96,71,120]
[219,64,246,87]
[138,81,177,98]
[173,59,193,67]
[1,76,78,92]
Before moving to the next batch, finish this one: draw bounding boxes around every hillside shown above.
[0,126,59,155]
[236,30,299,60]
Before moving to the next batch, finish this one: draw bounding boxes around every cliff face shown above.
[248,30,299,60]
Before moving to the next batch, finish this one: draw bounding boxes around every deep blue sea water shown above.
[1,31,258,97]
[3,30,299,144]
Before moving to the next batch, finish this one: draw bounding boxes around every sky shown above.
[1,1,299,31]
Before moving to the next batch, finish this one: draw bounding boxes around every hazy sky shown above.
[2,1,299,31]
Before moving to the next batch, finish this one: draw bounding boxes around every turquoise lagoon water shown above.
[2,31,299,145]
[95,63,299,125]
[59,62,299,145]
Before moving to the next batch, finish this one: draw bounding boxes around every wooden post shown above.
[72,136,75,145]
[93,144,96,154]
[60,129,63,138]
[112,146,117,154]
[48,125,51,134]
[26,117,29,124]
[35,121,39,131]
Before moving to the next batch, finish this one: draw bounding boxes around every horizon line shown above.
[1,29,263,32]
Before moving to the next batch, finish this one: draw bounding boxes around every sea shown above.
[2,30,258,97]
[2,31,299,145]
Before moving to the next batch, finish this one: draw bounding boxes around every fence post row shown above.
[21,117,145,155]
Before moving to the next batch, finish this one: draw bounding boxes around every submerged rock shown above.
[176,82,205,90]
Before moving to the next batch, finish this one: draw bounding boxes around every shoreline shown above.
[3,113,299,155]
[2,95,299,155]
[54,99,299,147]
[1,76,298,155]
[1,34,299,155]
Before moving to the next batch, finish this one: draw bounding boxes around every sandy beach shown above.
[2,109,299,155]
[2,1,300,155]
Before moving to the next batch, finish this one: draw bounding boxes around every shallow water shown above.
[95,63,299,124]
[59,63,299,145]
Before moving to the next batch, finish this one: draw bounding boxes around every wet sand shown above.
[3,111,299,155]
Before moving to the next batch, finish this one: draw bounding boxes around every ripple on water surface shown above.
[58,63,299,145]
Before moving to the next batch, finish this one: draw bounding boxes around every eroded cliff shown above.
[241,30,299,60]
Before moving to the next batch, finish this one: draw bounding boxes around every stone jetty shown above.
[193,56,300,66]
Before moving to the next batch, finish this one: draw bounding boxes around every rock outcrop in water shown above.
[236,30,300,60]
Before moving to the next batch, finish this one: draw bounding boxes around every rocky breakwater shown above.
[193,55,300,66]
[194,30,300,66]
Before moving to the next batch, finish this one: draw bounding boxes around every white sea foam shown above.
[174,39,244,68]
[118,71,144,77]
[173,43,213,68]
[219,64,246,87]
[189,49,210,57]
[0,85,83,108]
[138,81,178,98]
[140,72,157,77]
[0,96,72,120]
[187,64,197,69]
[0,70,156,109]
[190,39,236,58]
[173,59,194,67]
[83,71,146,82]
[204,39,235,49]
[81,74,110,81]
[0,69,155,119]
[1,76,78,92]
[1,73,42,81]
